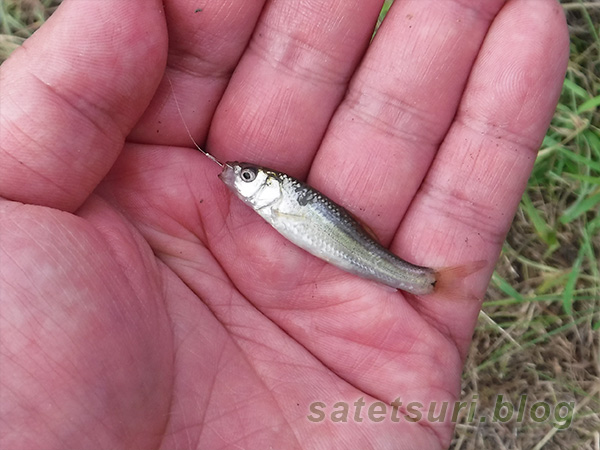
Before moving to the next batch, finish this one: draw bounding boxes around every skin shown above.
[0,0,568,449]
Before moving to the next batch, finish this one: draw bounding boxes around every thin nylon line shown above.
[166,75,224,167]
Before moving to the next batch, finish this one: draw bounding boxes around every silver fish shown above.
[168,83,479,296]
[219,162,440,295]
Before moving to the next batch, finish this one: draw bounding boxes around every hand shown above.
[0,0,568,448]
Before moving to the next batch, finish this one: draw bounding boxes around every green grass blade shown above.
[562,244,585,315]
[577,95,600,114]
[560,191,600,224]
[492,272,524,301]
[563,77,590,100]
[521,191,559,252]
[565,173,600,185]
[556,146,600,172]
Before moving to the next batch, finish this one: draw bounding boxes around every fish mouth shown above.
[218,162,237,187]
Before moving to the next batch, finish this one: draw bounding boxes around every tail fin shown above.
[433,260,487,300]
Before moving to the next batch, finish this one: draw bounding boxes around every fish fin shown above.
[346,210,380,242]
[433,260,487,300]
[359,219,380,243]
[272,210,304,220]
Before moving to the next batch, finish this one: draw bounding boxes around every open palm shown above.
[0,0,568,449]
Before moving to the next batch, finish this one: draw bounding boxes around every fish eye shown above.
[240,167,257,182]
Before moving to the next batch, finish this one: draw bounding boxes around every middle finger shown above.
[209,0,386,177]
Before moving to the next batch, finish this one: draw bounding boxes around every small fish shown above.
[219,162,483,296]
[167,83,482,296]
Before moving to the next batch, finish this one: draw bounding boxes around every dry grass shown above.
[1,1,598,449]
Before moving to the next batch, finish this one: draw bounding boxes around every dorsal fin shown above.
[347,209,380,242]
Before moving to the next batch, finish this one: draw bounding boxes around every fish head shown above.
[219,162,282,210]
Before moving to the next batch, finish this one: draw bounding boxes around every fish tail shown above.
[433,260,487,300]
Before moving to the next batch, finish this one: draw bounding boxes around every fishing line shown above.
[166,74,224,167]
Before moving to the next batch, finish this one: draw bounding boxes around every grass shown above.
[1,1,598,449]
[0,0,60,62]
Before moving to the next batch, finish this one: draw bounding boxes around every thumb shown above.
[0,0,167,211]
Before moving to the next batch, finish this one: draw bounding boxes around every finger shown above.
[395,0,569,352]
[129,0,268,147]
[0,0,167,212]
[308,0,508,244]
[207,0,386,176]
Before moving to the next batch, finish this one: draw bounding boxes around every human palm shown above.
[0,0,568,449]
